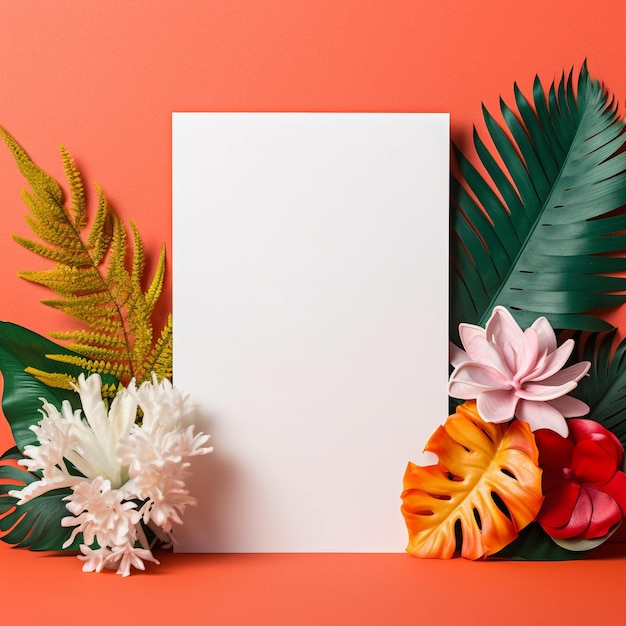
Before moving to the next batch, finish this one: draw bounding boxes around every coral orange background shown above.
[1,1,626,623]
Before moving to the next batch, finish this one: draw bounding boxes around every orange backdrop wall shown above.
[3,3,626,623]
[0,0,624,468]
[1,0,624,457]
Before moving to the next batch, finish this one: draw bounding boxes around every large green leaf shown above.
[569,331,626,448]
[0,447,81,550]
[0,321,117,450]
[491,522,584,560]
[450,63,626,344]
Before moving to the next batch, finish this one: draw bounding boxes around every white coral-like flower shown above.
[61,477,140,549]
[9,373,212,576]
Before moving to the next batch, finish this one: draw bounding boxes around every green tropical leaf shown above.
[450,63,626,345]
[0,447,81,551]
[0,321,118,451]
[491,522,584,560]
[569,330,626,448]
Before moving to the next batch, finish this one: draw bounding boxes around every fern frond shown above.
[26,369,124,398]
[130,222,146,290]
[24,367,76,391]
[0,128,63,206]
[44,353,129,378]
[50,329,129,349]
[145,244,166,315]
[19,267,103,296]
[60,145,86,231]
[88,185,115,265]
[141,315,173,381]
[12,236,86,265]
[2,128,171,384]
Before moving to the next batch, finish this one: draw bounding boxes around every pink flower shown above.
[448,306,590,437]
[535,419,626,541]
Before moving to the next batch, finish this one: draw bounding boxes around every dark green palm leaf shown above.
[491,522,583,561]
[0,321,118,451]
[0,447,81,550]
[570,330,626,448]
[451,63,626,344]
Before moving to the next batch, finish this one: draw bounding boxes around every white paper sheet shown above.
[172,112,449,551]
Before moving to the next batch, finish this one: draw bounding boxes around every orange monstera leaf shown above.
[401,401,543,559]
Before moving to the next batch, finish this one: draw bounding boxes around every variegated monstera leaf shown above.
[401,401,543,559]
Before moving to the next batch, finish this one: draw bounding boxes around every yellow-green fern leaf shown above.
[0,128,63,207]
[145,243,166,315]
[2,128,171,384]
[59,145,86,231]
[88,185,115,265]
[141,316,173,380]
[24,367,76,391]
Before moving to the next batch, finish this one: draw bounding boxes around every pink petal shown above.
[485,306,523,373]
[514,328,540,381]
[547,396,589,418]
[449,342,469,367]
[522,339,575,384]
[459,328,514,377]
[515,399,569,436]
[540,361,591,387]
[517,380,578,401]
[448,362,510,399]
[476,388,519,423]
[458,324,486,358]
[531,316,557,353]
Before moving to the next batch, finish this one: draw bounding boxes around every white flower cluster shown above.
[9,373,212,576]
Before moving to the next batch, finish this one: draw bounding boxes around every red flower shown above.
[535,419,626,540]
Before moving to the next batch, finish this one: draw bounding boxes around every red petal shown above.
[569,419,624,466]
[582,486,623,539]
[543,487,592,539]
[535,428,574,472]
[537,480,580,530]
[602,471,626,514]
[572,440,618,485]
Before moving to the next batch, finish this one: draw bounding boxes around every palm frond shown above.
[570,331,626,448]
[0,448,81,551]
[451,63,626,344]
[0,127,170,384]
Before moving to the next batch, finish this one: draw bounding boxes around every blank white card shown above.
[172,113,449,551]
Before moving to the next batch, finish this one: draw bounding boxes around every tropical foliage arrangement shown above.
[0,129,211,575]
[402,63,626,559]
